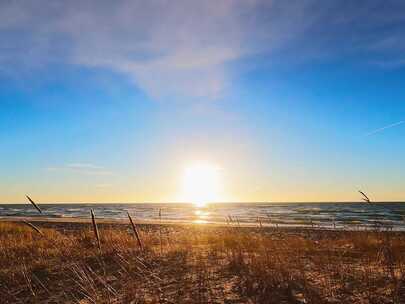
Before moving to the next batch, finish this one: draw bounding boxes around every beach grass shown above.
[0,221,404,303]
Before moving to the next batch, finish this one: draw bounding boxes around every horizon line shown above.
[1,200,404,205]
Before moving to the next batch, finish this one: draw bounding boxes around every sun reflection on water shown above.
[193,208,210,224]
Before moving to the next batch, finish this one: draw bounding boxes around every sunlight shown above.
[180,163,222,207]
[194,209,210,223]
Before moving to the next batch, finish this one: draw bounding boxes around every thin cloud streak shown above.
[365,121,405,136]
[46,163,113,175]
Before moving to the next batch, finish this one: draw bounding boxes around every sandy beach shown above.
[3,0,405,302]
[1,218,405,303]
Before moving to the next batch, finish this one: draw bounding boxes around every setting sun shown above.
[180,163,222,207]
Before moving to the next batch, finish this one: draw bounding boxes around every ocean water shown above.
[1,202,405,230]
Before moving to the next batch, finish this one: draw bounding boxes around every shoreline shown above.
[2,216,405,235]
[2,202,405,232]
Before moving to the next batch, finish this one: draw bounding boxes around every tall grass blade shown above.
[26,195,42,213]
[358,190,371,203]
[23,221,44,236]
[159,208,162,254]
[127,212,143,250]
[90,209,101,251]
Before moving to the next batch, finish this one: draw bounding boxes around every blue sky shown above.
[1,0,405,203]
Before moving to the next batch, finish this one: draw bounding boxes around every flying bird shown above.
[26,195,42,213]
[358,190,371,203]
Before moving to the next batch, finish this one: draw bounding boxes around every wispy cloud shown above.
[1,1,405,100]
[365,121,405,136]
[0,1,259,100]
[46,163,113,175]
[94,183,113,189]
[369,59,405,69]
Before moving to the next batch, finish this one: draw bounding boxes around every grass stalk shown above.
[127,212,143,250]
[159,208,162,254]
[90,209,101,251]
[23,221,44,237]
[25,195,42,214]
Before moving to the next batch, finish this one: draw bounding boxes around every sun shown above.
[180,163,222,207]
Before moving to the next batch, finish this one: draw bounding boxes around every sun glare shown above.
[181,163,222,207]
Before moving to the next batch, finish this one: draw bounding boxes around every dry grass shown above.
[0,221,404,303]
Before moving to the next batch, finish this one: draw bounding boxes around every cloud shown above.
[1,1,405,100]
[94,183,113,189]
[369,59,405,69]
[0,0,258,100]
[46,163,113,175]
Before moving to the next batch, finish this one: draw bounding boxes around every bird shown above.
[26,195,42,213]
[358,190,371,203]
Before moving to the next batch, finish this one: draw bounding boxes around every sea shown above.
[1,202,405,230]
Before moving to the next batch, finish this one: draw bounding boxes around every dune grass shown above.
[0,221,404,303]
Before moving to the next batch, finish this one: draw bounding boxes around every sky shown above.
[1,0,405,203]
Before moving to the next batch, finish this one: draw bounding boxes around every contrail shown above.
[365,121,404,136]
